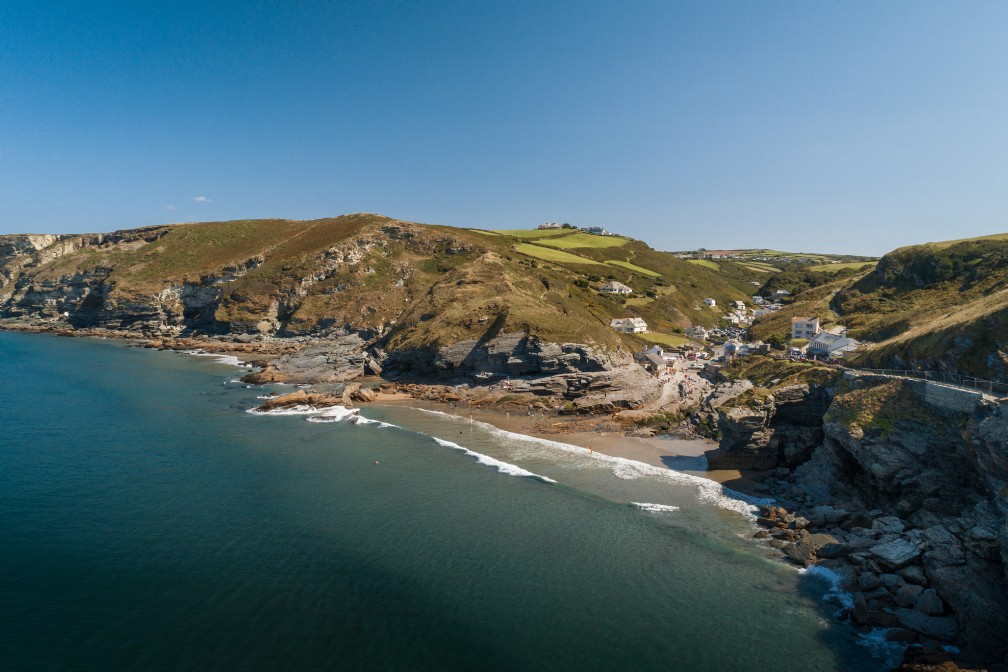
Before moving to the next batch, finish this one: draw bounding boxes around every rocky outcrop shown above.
[739,376,1008,664]
[383,332,628,379]
[706,382,833,470]
[240,335,377,385]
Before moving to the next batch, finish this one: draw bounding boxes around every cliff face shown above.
[0,216,657,377]
[708,382,833,470]
[713,371,1008,661]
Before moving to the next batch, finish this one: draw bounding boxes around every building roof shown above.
[644,353,665,368]
[600,281,632,292]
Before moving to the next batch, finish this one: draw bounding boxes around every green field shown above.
[493,228,571,239]
[605,259,661,277]
[639,331,693,347]
[688,259,720,270]
[741,262,781,273]
[535,233,630,249]
[807,261,875,273]
[515,243,605,266]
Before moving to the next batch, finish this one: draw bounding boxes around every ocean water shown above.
[0,331,884,671]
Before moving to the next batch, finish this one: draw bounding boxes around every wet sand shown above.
[370,393,751,485]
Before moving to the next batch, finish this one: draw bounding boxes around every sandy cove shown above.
[366,392,760,487]
[4,323,755,489]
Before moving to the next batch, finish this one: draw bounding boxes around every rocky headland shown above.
[700,365,1008,669]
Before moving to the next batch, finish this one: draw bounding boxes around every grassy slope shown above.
[2,218,762,355]
[750,233,1008,381]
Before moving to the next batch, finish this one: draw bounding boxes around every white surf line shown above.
[246,402,551,482]
[407,407,771,518]
[177,349,254,369]
[431,437,557,484]
[631,502,680,513]
[246,403,396,428]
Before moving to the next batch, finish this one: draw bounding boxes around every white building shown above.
[537,221,561,230]
[686,325,708,340]
[640,345,663,358]
[809,331,860,358]
[703,298,716,307]
[600,281,633,295]
[610,317,648,334]
[791,316,821,340]
[732,300,746,312]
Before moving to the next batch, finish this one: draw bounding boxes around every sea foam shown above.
[431,437,556,484]
[248,403,396,428]
[411,407,768,518]
[178,349,249,368]
[799,565,854,610]
[631,502,680,513]
[854,628,907,669]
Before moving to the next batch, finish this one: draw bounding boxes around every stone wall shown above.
[842,371,987,414]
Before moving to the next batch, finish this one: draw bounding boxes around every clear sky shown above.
[3,2,1007,255]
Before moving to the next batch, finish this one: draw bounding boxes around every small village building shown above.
[582,226,610,236]
[791,316,821,340]
[642,352,667,375]
[773,289,791,300]
[703,298,716,307]
[752,296,765,305]
[610,317,648,334]
[600,281,633,295]
[753,307,771,318]
[537,221,561,230]
[686,325,708,340]
[663,352,683,364]
[724,311,752,326]
[809,331,860,358]
[732,300,746,312]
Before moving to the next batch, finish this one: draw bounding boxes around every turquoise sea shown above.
[0,331,885,671]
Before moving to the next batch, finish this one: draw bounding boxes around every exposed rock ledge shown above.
[709,373,1008,669]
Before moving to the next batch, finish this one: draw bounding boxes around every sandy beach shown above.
[369,392,754,486]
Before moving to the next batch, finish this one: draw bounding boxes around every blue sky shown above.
[2,2,1006,255]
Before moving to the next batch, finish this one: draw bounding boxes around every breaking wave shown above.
[178,349,250,368]
[631,502,680,513]
[411,407,768,518]
[431,438,556,484]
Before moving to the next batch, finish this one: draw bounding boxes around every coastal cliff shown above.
[0,216,678,411]
[707,364,1008,665]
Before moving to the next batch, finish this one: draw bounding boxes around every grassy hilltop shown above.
[6,214,1004,380]
[0,214,764,353]
[750,234,1008,382]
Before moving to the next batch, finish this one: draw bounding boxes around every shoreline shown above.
[367,393,761,487]
[1,323,766,491]
[4,327,958,668]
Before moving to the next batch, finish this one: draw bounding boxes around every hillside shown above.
[0,215,762,361]
[750,234,1008,383]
